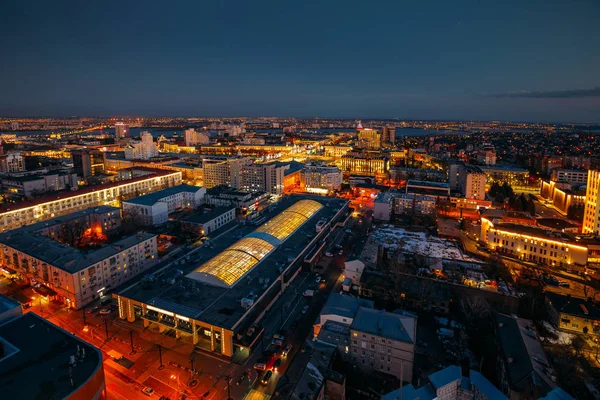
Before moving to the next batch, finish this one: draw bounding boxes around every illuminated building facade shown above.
[357,128,381,149]
[0,152,25,173]
[114,122,128,140]
[323,145,352,158]
[0,170,182,232]
[339,154,388,176]
[71,148,105,180]
[479,165,529,187]
[184,128,210,146]
[480,218,588,268]
[583,169,600,235]
[240,163,286,196]
[301,164,343,193]
[540,180,585,215]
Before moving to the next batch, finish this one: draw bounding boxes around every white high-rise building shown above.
[115,122,128,140]
[240,163,286,196]
[583,169,600,235]
[124,131,159,160]
[184,128,210,146]
[302,164,343,193]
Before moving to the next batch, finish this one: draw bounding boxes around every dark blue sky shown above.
[1,0,599,122]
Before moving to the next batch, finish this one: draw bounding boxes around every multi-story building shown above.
[71,148,106,180]
[1,170,79,200]
[115,122,128,140]
[122,184,206,226]
[357,128,381,149]
[382,365,507,400]
[448,162,486,200]
[181,207,236,236]
[551,168,588,185]
[393,193,436,215]
[406,180,450,198]
[301,164,343,194]
[240,163,286,196]
[349,307,416,382]
[184,128,210,146]
[205,185,270,212]
[339,154,388,176]
[583,169,600,235]
[480,218,589,268]
[0,312,106,400]
[0,229,158,308]
[0,152,25,173]
[0,170,182,232]
[546,292,600,335]
[124,132,159,160]
[476,148,497,165]
[479,165,529,187]
[381,126,395,145]
[201,156,252,189]
[323,145,352,158]
[374,192,393,221]
[539,180,585,214]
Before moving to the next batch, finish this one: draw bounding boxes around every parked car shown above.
[271,338,283,347]
[99,308,112,315]
[303,290,314,297]
[325,252,333,257]
[302,305,309,314]
[261,370,273,385]
[86,306,100,314]
[141,386,154,396]
[273,358,282,372]
[315,276,321,283]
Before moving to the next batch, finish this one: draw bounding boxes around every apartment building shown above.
[1,170,79,200]
[122,184,206,226]
[357,128,381,149]
[0,230,158,309]
[124,132,159,160]
[0,170,182,232]
[71,148,106,180]
[583,169,600,235]
[349,307,416,382]
[183,128,210,146]
[240,163,286,196]
[448,162,486,200]
[302,164,343,193]
[0,153,25,173]
[393,193,436,215]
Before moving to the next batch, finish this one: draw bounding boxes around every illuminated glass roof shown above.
[187,200,323,288]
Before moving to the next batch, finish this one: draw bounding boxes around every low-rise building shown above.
[480,165,529,187]
[546,292,600,335]
[122,184,206,226]
[382,364,507,400]
[0,229,158,308]
[495,313,559,399]
[349,307,416,382]
[0,312,106,400]
[181,206,236,236]
[205,185,269,212]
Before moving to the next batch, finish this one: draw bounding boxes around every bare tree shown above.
[61,220,87,247]
[461,296,490,326]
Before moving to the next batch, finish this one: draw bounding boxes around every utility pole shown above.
[104,319,109,341]
[158,344,164,370]
[129,330,136,355]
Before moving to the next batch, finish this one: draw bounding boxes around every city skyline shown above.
[1,1,599,122]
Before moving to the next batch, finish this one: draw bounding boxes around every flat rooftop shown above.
[182,207,235,225]
[489,222,576,243]
[480,165,528,173]
[0,293,20,315]
[0,313,103,400]
[0,231,156,274]
[23,205,119,232]
[117,195,349,331]
[406,180,450,189]
[124,184,203,206]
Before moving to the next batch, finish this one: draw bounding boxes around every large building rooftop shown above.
[117,195,349,330]
[351,307,416,343]
[124,184,203,206]
[0,313,103,400]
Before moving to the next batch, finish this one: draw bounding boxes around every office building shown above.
[382,365,506,400]
[114,196,349,358]
[114,122,128,140]
[339,154,388,176]
[551,169,588,185]
[349,307,416,382]
[323,145,352,158]
[71,148,106,180]
[181,207,236,236]
[0,228,158,308]
[122,184,206,226]
[0,313,106,400]
[0,152,25,173]
[539,180,585,215]
[480,218,589,268]
[0,170,182,232]
[184,128,210,146]
[301,164,343,194]
[583,169,600,235]
[124,131,159,160]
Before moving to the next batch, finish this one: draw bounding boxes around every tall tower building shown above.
[583,169,600,235]
[115,122,128,140]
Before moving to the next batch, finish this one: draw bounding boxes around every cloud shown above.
[490,87,600,99]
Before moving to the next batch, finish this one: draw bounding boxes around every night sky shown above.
[1,0,599,122]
